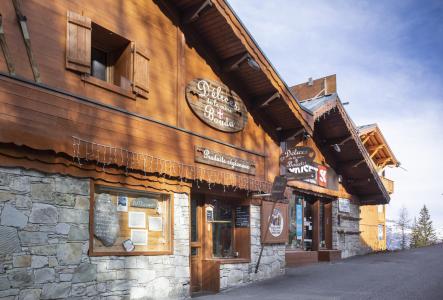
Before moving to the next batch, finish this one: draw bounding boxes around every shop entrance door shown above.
[190,195,203,293]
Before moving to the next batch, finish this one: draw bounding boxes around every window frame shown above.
[88,182,174,256]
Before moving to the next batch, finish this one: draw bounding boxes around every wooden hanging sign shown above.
[195,146,256,175]
[280,146,316,180]
[186,78,248,132]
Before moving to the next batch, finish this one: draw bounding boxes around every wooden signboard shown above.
[90,186,172,256]
[261,201,289,244]
[195,146,256,175]
[270,175,287,202]
[186,78,248,132]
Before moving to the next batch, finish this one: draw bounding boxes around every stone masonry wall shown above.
[331,200,362,258]
[219,205,285,290]
[0,167,190,300]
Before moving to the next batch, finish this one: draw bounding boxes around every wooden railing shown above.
[380,176,394,194]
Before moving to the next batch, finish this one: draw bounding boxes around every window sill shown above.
[204,258,250,264]
[81,74,136,100]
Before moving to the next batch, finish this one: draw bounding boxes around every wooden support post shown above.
[12,0,41,82]
[0,14,15,75]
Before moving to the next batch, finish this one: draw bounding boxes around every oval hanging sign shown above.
[280,146,316,170]
[185,78,248,132]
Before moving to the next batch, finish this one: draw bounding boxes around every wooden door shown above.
[325,202,333,249]
[190,195,203,293]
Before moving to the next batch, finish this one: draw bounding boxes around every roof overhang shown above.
[358,124,399,169]
[163,0,313,142]
[301,94,390,205]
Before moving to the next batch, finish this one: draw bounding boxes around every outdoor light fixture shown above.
[333,144,341,152]
[338,175,343,183]
[224,53,260,72]
[247,57,260,71]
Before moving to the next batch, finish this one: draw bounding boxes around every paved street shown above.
[200,244,443,300]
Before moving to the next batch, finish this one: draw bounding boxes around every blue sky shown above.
[228,0,443,232]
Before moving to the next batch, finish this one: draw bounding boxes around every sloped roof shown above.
[298,94,390,204]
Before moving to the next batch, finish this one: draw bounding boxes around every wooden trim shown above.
[0,16,15,76]
[12,0,41,82]
[0,73,265,158]
[81,74,136,100]
[205,258,250,264]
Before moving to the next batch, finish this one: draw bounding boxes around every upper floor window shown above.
[66,11,149,98]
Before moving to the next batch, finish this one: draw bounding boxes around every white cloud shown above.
[229,0,443,230]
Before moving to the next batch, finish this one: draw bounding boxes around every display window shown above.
[89,184,172,256]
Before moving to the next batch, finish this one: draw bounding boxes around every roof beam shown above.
[183,0,213,24]
[361,132,375,145]
[369,145,384,158]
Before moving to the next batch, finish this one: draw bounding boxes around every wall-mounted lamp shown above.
[338,175,343,183]
[333,144,341,153]
[247,57,261,71]
[224,53,260,72]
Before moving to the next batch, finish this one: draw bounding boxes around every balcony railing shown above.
[380,176,394,194]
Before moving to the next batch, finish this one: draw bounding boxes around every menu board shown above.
[235,206,250,228]
[91,186,171,255]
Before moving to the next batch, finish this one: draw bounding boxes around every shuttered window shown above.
[66,11,91,74]
[66,11,149,98]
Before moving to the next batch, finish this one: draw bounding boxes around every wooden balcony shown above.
[380,176,394,194]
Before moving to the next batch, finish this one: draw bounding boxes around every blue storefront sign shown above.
[296,204,303,239]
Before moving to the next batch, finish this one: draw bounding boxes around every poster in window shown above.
[296,204,303,239]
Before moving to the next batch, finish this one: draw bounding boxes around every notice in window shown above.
[148,216,163,232]
[128,211,146,228]
[131,229,148,246]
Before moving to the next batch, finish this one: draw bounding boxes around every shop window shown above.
[89,185,172,255]
[212,202,234,258]
[66,11,149,98]
[205,198,250,260]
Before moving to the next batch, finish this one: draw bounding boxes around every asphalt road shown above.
[199,244,443,300]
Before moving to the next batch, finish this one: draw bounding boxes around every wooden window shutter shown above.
[132,43,149,98]
[66,11,91,73]
[113,43,133,91]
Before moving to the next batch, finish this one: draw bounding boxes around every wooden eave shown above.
[310,98,390,205]
[164,0,313,142]
[358,124,399,169]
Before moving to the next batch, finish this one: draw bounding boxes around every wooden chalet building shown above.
[358,124,399,252]
[285,75,391,265]
[0,0,313,298]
